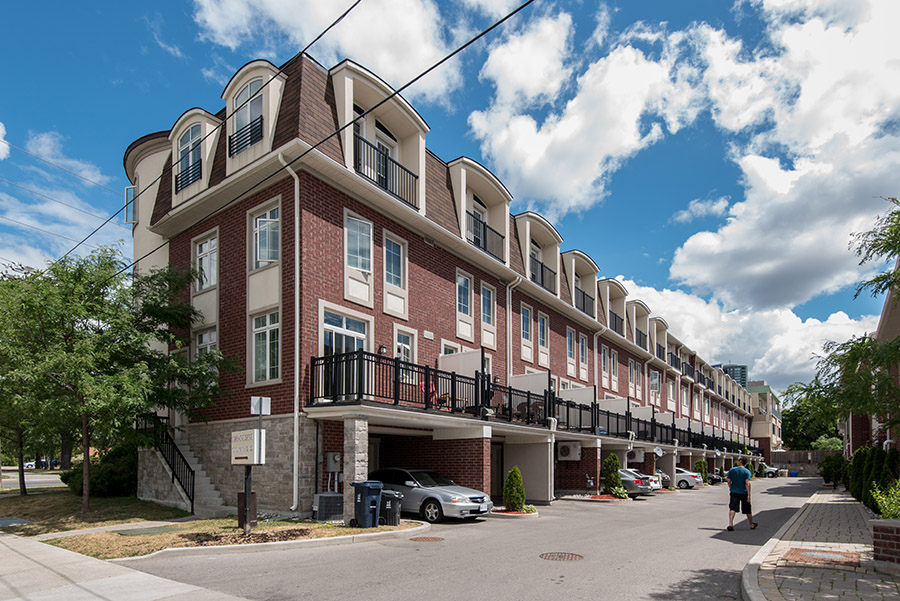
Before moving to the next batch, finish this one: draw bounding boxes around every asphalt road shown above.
[0,467,64,491]
[125,477,819,601]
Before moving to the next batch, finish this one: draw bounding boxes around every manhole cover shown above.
[409,536,444,542]
[539,552,583,561]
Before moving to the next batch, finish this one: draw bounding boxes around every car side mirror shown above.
[404,480,417,487]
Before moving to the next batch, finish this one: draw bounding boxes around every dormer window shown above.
[176,124,202,193]
[230,78,263,156]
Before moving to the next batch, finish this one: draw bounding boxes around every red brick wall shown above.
[320,421,343,492]
[555,445,601,493]
[874,522,900,565]
[378,435,490,494]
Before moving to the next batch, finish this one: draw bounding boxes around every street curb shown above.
[740,496,813,601]
[109,521,431,562]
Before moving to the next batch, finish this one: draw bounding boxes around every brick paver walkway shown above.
[756,489,900,601]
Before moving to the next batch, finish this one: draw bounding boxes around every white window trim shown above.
[566,327,577,378]
[382,229,408,320]
[248,200,281,273]
[480,282,497,351]
[520,301,533,363]
[194,326,218,361]
[249,308,281,386]
[317,299,374,357]
[609,349,618,392]
[393,323,418,384]
[440,339,462,355]
[578,333,589,382]
[455,268,475,343]
[601,344,609,389]
[537,311,549,368]
[193,228,219,294]
[343,209,374,309]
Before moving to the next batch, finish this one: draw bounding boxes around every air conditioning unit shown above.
[627,448,646,463]
[313,492,343,522]
[557,442,582,461]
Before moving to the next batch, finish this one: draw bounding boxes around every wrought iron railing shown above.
[656,343,666,361]
[466,211,504,262]
[635,329,648,350]
[609,310,624,336]
[175,159,202,193]
[229,115,263,157]
[530,257,557,294]
[308,351,760,456]
[668,353,681,370]
[574,286,594,316]
[683,363,695,379]
[136,414,195,514]
[354,133,419,209]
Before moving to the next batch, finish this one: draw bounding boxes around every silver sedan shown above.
[369,468,493,523]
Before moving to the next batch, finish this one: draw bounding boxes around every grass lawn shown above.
[0,489,190,536]
[48,519,418,559]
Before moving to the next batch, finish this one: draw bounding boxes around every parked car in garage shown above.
[619,469,653,497]
[707,472,723,485]
[632,469,662,491]
[655,468,671,487]
[674,467,704,489]
[369,468,493,523]
[764,465,780,478]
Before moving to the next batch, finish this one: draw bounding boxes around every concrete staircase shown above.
[171,435,228,518]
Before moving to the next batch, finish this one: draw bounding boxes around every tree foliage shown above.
[780,391,841,450]
[502,466,526,512]
[0,248,227,512]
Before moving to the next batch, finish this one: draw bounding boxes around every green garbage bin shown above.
[349,481,383,528]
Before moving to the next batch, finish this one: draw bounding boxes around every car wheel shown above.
[677,479,689,489]
[420,499,443,523]
[766,472,775,478]
[349,518,358,527]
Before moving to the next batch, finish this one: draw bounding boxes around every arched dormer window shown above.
[230,78,263,156]
[175,124,202,193]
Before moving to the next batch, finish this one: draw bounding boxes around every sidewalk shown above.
[743,488,900,601]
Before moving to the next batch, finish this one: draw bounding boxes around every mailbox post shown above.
[231,396,270,534]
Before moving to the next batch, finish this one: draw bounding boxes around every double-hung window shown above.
[396,329,415,383]
[233,78,263,156]
[609,349,618,391]
[196,235,217,290]
[579,334,587,367]
[177,124,202,192]
[567,329,575,360]
[196,328,217,357]
[481,285,494,326]
[538,313,548,349]
[346,216,372,273]
[384,237,403,287]
[457,273,471,316]
[253,207,279,269]
[521,305,532,341]
[252,311,279,382]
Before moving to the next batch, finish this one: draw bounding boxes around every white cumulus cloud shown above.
[0,122,9,160]
[672,197,730,224]
[25,131,113,186]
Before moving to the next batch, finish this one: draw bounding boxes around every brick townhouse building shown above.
[125,53,758,519]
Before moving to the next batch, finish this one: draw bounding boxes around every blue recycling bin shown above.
[350,481,383,528]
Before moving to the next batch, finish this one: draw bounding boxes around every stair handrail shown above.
[137,414,196,514]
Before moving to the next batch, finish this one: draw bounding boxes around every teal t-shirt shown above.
[727,466,752,494]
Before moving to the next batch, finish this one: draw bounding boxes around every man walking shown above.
[726,457,758,531]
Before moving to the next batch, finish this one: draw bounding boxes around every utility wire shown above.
[0,177,130,230]
[0,215,101,249]
[54,0,364,265]
[0,139,122,196]
[112,0,537,282]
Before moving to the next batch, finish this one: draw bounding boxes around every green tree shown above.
[502,466,526,512]
[602,454,623,494]
[851,446,870,501]
[0,248,226,513]
[693,460,708,484]
[811,435,843,451]
[780,391,841,450]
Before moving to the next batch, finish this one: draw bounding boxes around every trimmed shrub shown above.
[756,462,767,478]
[694,460,709,484]
[60,442,138,497]
[865,448,887,511]
[502,466,526,512]
[850,447,870,500]
[872,479,900,519]
[602,454,623,495]
[886,448,900,483]
[818,453,847,483]
[862,448,878,508]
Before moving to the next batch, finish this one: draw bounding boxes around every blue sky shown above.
[1,0,897,393]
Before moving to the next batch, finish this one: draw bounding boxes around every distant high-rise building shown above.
[723,364,748,388]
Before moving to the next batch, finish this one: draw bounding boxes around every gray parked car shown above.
[619,469,653,497]
[369,468,493,523]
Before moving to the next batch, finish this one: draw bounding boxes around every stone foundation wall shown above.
[185,414,317,512]
[137,448,190,512]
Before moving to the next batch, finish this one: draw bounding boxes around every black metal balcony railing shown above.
[136,414,195,514]
[609,310,624,336]
[668,352,681,370]
[635,329,648,350]
[175,159,202,193]
[529,256,557,294]
[574,286,594,316]
[656,343,666,362]
[308,351,764,457]
[466,211,504,262]
[683,363,695,379]
[229,115,263,157]
[354,133,419,209]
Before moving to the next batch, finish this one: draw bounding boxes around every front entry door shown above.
[491,443,504,500]
[323,311,368,399]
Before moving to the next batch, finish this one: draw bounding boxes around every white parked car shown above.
[674,467,704,489]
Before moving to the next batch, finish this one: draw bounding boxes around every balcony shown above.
[466,211,504,262]
[530,256,557,294]
[635,329,648,350]
[229,115,263,157]
[608,310,624,336]
[308,351,760,456]
[354,133,419,209]
[683,363,694,379]
[668,353,681,370]
[656,343,666,361]
[574,286,594,316]
[175,159,202,193]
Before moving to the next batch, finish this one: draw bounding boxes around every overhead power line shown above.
[0,139,121,196]
[0,177,130,230]
[53,0,364,265]
[111,0,538,283]
[0,214,101,249]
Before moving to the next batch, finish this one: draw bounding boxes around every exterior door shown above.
[323,311,367,399]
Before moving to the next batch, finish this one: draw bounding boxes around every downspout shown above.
[279,152,301,512]
[505,276,523,383]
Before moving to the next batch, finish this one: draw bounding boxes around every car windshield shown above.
[409,470,455,487]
